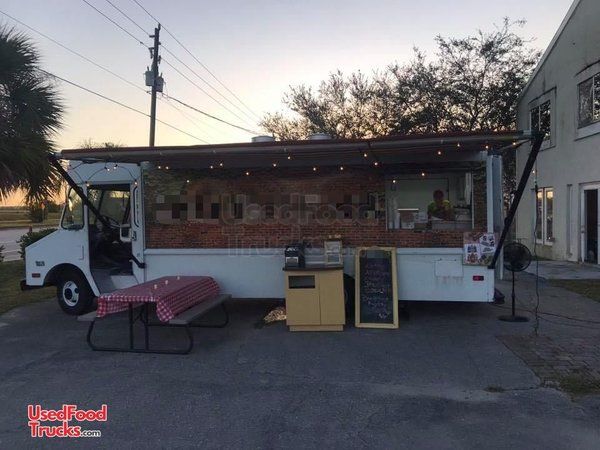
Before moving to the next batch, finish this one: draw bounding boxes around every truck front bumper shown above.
[20,279,44,291]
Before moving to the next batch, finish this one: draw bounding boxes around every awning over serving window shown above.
[58,131,530,169]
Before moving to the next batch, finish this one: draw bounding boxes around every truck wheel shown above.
[56,269,94,315]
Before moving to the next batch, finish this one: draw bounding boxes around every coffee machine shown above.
[284,242,306,268]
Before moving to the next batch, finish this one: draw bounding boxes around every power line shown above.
[102,0,257,126]
[162,44,258,126]
[130,0,261,121]
[163,94,261,135]
[161,55,255,128]
[103,0,147,36]
[161,96,219,142]
[41,69,209,144]
[0,9,147,94]
[79,0,261,137]
[0,9,215,143]
[81,0,146,47]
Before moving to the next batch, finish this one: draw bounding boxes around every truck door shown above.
[130,178,145,282]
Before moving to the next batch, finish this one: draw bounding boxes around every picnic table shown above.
[79,276,230,354]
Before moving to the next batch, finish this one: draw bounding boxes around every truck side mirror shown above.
[119,224,132,243]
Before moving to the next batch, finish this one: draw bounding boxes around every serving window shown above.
[386,172,473,230]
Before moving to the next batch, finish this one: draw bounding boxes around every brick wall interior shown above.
[144,166,487,249]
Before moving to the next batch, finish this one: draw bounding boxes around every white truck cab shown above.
[24,161,144,315]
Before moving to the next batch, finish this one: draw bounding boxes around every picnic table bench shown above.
[78,276,230,354]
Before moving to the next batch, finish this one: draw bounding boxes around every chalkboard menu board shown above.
[355,247,398,329]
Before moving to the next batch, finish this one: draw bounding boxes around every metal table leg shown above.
[128,304,134,349]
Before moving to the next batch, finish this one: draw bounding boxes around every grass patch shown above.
[550,279,600,302]
[0,218,60,230]
[0,207,60,229]
[557,374,600,396]
[0,260,55,315]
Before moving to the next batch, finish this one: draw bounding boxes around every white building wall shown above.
[516,0,600,261]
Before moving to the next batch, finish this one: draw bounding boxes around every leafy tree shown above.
[261,19,541,197]
[0,26,63,204]
[79,138,122,149]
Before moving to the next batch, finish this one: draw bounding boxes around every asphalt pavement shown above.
[1,274,600,448]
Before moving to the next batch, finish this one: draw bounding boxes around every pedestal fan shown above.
[498,242,532,322]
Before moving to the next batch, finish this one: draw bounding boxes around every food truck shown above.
[23,131,539,315]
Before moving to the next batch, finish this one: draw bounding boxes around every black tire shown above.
[56,269,94,315]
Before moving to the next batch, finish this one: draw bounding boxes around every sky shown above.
[1,0,573,205]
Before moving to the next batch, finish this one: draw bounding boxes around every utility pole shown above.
[148,24,161,148]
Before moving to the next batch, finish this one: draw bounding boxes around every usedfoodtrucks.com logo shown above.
[27,404,107,438]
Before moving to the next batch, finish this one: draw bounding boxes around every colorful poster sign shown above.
[463,232,497,266]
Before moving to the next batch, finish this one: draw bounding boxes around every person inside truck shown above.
[427,189,455,221]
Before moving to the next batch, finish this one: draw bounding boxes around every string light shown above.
[485,144,489,150]
[373,161,379,167]
[421,172,426,177]
[392,179,397,184]
[165,166,170,170]
[245,171,250,176]
[437,150,442,156]
[209,165,214,169]
[287,155,292,160]
[272,162,278,168]
[157,165,162,169]
[312,166,317,172]
[186,179,190,183]
[219,162,223,167]
[457,143,461,148]
[339,166,344,171]
[363,152,368,158]
[134,181,138,186]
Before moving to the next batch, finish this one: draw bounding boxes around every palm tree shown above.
[0,25,63,204]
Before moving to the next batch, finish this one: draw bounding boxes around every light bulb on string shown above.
[373,161,379,167]
[437,150,442,156]
[312,166,317,172]
[339,166,344,171]
[421,172,426,177]
[272,162,277,168]
[245,171,250,176]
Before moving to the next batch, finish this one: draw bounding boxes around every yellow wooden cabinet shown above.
[284,266,345,331]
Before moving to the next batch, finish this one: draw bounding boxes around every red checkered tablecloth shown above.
[96,276,220,322]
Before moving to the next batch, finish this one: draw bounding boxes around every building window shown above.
[578,73,600,128]
[535,187,554,244]
[530,100,551,141]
